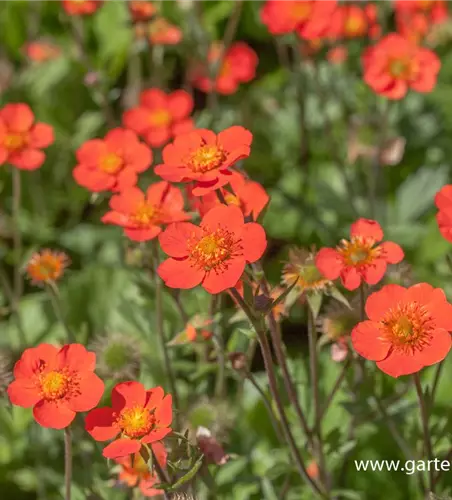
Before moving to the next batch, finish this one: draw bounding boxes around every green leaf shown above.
[329,286,351,309]
[169,454,204,491]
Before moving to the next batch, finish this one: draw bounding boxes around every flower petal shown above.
[362,259,387,285]
[28,123,54,148]
[7,379,41,408]
[417,328,451,367]
[154,394,172,427]
[159,222,201,258]
[85,407,119,441]
[340,266,361,290]
[351,320,390,361]
[202,258,246,294]
[201,205,244,234]
[379,241,404,264]
[103,438,141,459]
[350,218,383,242]
[315,248,344,280]
[56,343,96,372]
[9,149,45,170]
[33,400,76,429]
[13,343,59,379]
[158,258,204,289]
[144,386,164,410]
[141,427,172,444]
[241,223,267,263]
[376,350,424,378]
[112,381,147,411]
[365,284,406,321]
[67,373,104,412]
[1,103,34,132]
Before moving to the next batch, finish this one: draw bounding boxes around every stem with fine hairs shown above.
[47,281,75,343]
[64,427,72,500]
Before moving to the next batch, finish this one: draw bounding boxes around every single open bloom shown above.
[62,0,103,15]
[362,33,441,99]
[188,171,269,220]
[73,128,152,192]
[260,0,337,39]
[155,126,252,196]
[115,442,166,497]
[351,283,452,377]
[26,249,70,285]
[128,1,156,22]
[85,381,172,459]
[123,88,193,148]
[101,181,190,241]
[24,41,61,63]
[435,184,452,243]
[0,103,54,170]
[158,205,267,294]
[316,218,404,290]
[7,343,104,429]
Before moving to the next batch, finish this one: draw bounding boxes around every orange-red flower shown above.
[148,17,182,45]
[62,0,103,15]
[73,128,152,192]
[7,343,104,429]
[26,249,70,285]
[115,442,166,497]
[330,4,380,39]
[362,33,441,99]
[0,103,54,170]
[128,1,156,22]
[158,205,267,294]
[85,381,172,459]
[327,46,348,65]
[352,283,452,377]
[316,218,404,291]
[101,181,190,242]
[434,184,452,242]
[155,126,252,196]
[395,1,448,43]
[191,42,258,95]
[24,41,61,63]
[123,88,193,148]
[260,0,337,39]
[188,171,269,220]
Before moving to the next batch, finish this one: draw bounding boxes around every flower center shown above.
[189,228,241,271]
[100,153,123,174]
[130,202,159,226]
[389,59,416,79]
[345,15,365,36]
[36,257,60,280]
[187,145,226,173]
[118,406,155,438]
[224,192,241,207]
[149,109,172,127]
[380,302,434,353]
[338,237,380,267]
[4,133,27,151]
[40,371,70,401]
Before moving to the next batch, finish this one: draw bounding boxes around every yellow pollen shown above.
[380,302,434,354]
[149,109,171,127]
[224,193,241,207]
[345,15,365,36]
[118,406,154,438]
[338,236,380,267]
[100,153,123,174]
[189,228,241,271]
[4,133,27,151]
[131,203,159,226]
[187,145,226,173]
[388,59,416,80]
[40,371,70,401]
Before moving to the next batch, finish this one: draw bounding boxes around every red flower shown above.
[327,46,348,65]
[191,42,258,95]
[123,88,193,148]
[351,283,452,377]
[330,4,380,39]
[85,381,172,459]
[73,128,152,193]
[188,171,269,220]
[101,181,190,242]
[115,442,166,497]
[395,1,448,43]
[316,218,404,290]
[148,18,182,45]
[7,343,104,429]
[129,1,156,22]
[155,126,252,196]
[26,249,70,285]
[24,41,61,63]
[435,184,452,242]
[158,205,267,294]
[0,103,54,170]
[362,33,441,99]
[62,0,103,15]
[260,0,337,39]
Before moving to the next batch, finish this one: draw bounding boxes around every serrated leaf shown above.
[169,455,204,491]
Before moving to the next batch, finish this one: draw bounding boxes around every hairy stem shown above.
[47,281,75,343]
[64,427,72,500]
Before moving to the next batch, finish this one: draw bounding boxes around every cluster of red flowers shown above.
[435,184,452,242]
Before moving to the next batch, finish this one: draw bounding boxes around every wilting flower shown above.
[362,33,441,99]
[73,128,152,193]
[260,0,337,39]
[158,205,266,294]
[24,41,61,63]
[191,42,258,95]
[188,171,269,220]
[62,0,103,16]
[352,283,452,377]
[85,381,172,459]
[435,184,452,242]
[90,332,141,381]
[7,344,104,429]
[26,249,70,285]
[0,103,54,170]
[196,426,230,465]
[128,1,157,22]
[155,126,252,196]
[148,17,182,45]
[316,219,404,291]
[115,442,166,497]
[169,315,213,345]
[123,88,193,148]
[101,181,190,242]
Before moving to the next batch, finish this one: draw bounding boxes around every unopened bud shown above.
[228,352,247,372]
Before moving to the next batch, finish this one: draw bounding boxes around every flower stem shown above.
[210,294,226,399]
[47,281,75,343]
[359,283,366,321]
[413,372,435,492]
[64,427,72,500]
[151,242,180,426]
